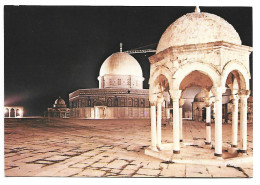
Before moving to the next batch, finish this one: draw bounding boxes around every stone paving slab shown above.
[4,119,253,177]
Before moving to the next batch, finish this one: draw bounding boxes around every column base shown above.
[238,149,247,153]
[231,144,238,148]
[205,142,211,145]
[214,153,222,157]
[180,139,183,142]
[173,150,180,154]
[151,146,159,152]
[205,123,211,126]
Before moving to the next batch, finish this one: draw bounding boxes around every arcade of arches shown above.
[146,8,252,158]
[4,106,24,118]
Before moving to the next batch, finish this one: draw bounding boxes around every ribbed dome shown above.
[99,52,143,77]
[156,11,241,53]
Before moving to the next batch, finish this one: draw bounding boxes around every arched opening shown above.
[194,107,200,121]
[182,87,201,119]
[10,108,15,117]
[150,74,171,146]
[5,108,9,117]
[178,71,214,143]
[224,69,251,152]
[225,70,247,91]
[180,71,213,121]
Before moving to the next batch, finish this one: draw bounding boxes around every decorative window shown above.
[118,79,121,85]
[140,99,145,107]
[134,98,139,107]
[109,79,112,85]
[87,98,91,106]
[120,98,125,107]
[114,97,118,106]
[107,98,112,107]
[127,79,130,85]
[128,98,133,107]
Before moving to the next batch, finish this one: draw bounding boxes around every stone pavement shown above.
[4,118,253,177]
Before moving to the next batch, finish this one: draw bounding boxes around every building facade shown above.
[4,106,24,118]
[47,97,70,118]
[69,51,170,119]
[147,7,252,157]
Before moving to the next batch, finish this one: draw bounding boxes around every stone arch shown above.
[149,66,173,92]
[172,62,221,90]
[221,60,250,90]
[94,100,106,106]
[149,73,172,101]
[180,86,209,99]
[10,108,15,117]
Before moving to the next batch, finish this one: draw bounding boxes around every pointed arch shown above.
[172,62,221,90]
[221,60,250,90]
[149,66,173,95]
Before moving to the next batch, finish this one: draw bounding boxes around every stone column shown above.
[14,109,17,118]
[91,108,94,118]
[157,97,164,146]
[169,89,182,154]
[150,101,158,151]
[94,107,98,119]
[204,98,211,145]
[230,93,239,148]
[9,109,10,118]
[199,107,203,121]
[212,87,226,157]
[166,108,170,119]
[179,99,186,142]
[239,90,250,153]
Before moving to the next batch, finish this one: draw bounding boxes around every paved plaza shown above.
[4,118,253,177]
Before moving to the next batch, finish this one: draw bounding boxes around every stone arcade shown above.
[4,106,24,118]
[146,7,252,158]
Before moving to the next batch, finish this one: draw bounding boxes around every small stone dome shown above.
[54,97,66,108]
[156,11,241,53]
[99,52,143,77]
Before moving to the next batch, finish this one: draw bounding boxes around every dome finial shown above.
[120,42,123,52]
[195,6,200,13]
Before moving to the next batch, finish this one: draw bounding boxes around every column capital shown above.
[157,96,164,104]
[238,90,250,98]
[230,94,239,101]
[149,94,157,105]
[212,87,226,101]
[204,97,211,107]
[169,89,182,101]
[179,98,186,108]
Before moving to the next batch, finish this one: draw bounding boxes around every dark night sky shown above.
[4,6,252,116]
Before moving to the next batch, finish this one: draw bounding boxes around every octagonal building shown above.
[69,51,169,119]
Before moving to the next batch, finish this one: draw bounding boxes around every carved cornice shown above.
[149,41,252,64]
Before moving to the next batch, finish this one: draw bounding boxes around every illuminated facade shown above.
[69,51,170,119]
[146,7,252,157]
[47,97,70,118]
[4,106,24,118]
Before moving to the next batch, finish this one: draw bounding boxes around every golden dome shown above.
[156,11,241,53]
[99,52,143,77]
